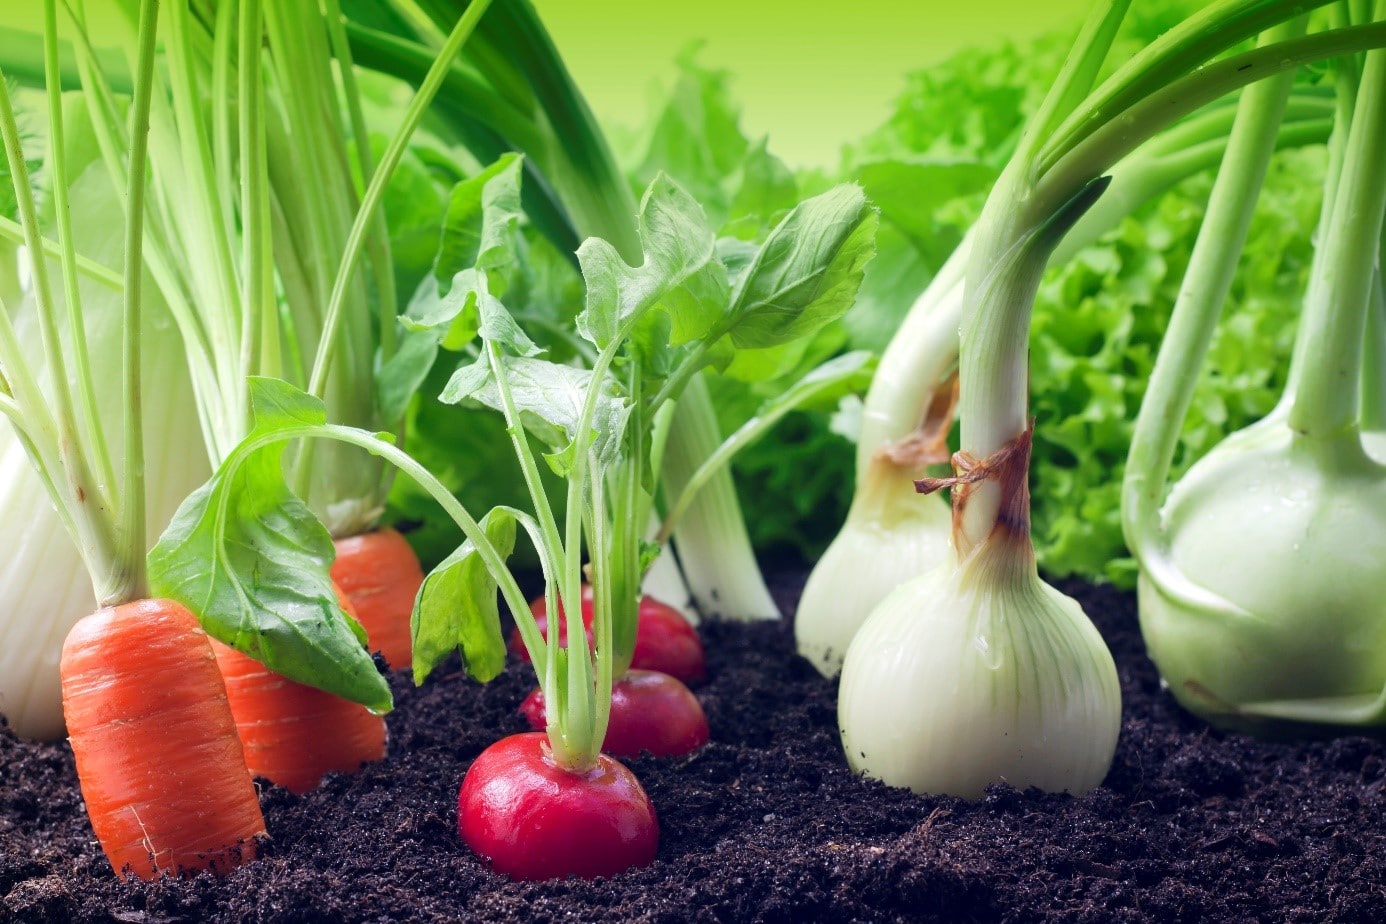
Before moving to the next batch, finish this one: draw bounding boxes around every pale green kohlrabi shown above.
[1126,15,1386,736]
[0,162,206,740]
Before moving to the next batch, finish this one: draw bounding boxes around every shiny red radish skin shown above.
[458,732,659,881]
[519,669,710,758]
[509,588,708,685]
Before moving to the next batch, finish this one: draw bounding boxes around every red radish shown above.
[519,669,709,758]
[458,732,658,880]
[510,588,707,685]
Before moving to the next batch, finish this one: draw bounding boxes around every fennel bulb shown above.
[0,166,206,739]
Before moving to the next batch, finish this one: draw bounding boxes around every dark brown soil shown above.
[3,575,1385,923]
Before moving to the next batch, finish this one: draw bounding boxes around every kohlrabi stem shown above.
[305,0,495,401]
[43,0,114,503]
[1280,34,1365,410]
[112,0,160,605]
[1036,20,1386,225]
[1122,21,1304,585]
[1288,24,1386,438]
[1361,269,1386,432]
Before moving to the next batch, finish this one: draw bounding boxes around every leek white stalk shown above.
[1128,11,1386,735]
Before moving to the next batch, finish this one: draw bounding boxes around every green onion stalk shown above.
[838,0,1386,797]
[343,0,781,623]
[1125,0,1386,737]
[796,85,1334,677]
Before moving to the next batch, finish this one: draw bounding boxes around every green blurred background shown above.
[531,0,1090,168]
[1,1,1091,166]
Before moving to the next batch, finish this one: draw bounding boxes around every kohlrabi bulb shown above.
[1140,420,1386,735]
[795,457,951,677]
[838,513,1120,798]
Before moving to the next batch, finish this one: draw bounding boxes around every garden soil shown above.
[2,576,1384,922]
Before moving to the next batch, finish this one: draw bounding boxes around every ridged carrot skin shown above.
[60,599,266,880]
[331,527,423,670]
[213,589,386,795]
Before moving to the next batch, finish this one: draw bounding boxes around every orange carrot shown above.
[331,527,423,670]
[213,588,387,794]
[61,599,266,880]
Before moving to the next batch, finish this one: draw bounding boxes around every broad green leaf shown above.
[440,354,630,476]
[723,138,798,239]
[364,135,446,298]
[375,319,441,425]
[632,49,750,226]
[378,156,529,422]
[855,160,995,253]
[843,221,937,353]
[475,288,541,358]
[411,506,518,684]
[434,152,525,286]
[575,174,729,350]
[148,378,392,713]
[724,184,878,349]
